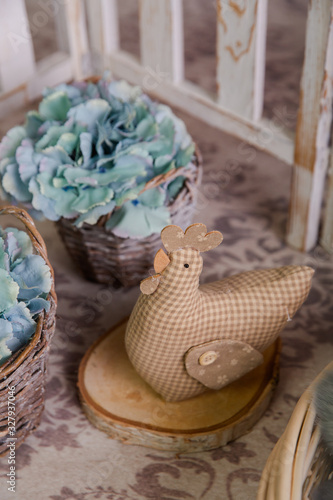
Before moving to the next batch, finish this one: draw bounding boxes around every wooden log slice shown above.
[78,320,281,453]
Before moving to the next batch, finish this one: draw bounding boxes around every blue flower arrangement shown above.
[0,78,195,238]
[0,226,52,365]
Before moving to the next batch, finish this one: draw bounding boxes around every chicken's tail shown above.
[274,265,314,318]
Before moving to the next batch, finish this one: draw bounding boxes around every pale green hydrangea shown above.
[0,227,52,365]
[0,78,195,238]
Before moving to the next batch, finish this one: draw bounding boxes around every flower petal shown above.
[0,268,19,313]
[138,187,166,208]
[106,201,170,239]
[167,175,185,200]
[71,186,114,213]
[4,227,33,261]
[4,302,36,349]
[80,132,93,166]
[0,318,13,340]
[11,254,52,301]
[29,178,60,221]
[74,199,116,227]
[26,297,50,315]
[25,111,44,139]
[67,99,111,134]
[39,91,71,121]
[2,163,32,202]
[0,126,26,161]
[16,139,40,183]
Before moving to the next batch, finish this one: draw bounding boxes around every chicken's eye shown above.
[184,263,190,268]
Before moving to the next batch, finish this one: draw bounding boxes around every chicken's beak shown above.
[154,248,170,273]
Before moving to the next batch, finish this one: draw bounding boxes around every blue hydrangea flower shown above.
[0,227,52,366]
[0,77,195,237]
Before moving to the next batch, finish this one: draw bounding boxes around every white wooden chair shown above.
[0,0,332,252]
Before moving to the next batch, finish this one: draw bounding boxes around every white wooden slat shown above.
[139,0,184,84]
[253,0,268,122]
[216,0,268,121]
[84,0,119,73]
[84,0,103,74]
[64,0,89,79]
[320,10,333,254]
[321,148,333,253]
[54,1,70,53]
[0,52,74,120]
[107,50,294,165]
[100,0,119,55]
[287,1,333,252]
[0,0,36,92]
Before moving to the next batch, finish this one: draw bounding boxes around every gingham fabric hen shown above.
[125,224,314,402]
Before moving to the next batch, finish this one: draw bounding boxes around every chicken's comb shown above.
[161,223,223,253]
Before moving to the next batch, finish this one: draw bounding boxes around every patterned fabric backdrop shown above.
[1,0,332,499]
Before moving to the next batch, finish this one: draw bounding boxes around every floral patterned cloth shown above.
[1,1,332,498]
[0,102,332,499]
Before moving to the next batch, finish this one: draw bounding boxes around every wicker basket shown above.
[0,206,57,456]
[56,150,202,286]
[257,361,333,500]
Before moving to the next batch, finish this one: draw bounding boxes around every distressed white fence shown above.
[0,0,332,252]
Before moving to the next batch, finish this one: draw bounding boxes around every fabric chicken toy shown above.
[125,224,314,402]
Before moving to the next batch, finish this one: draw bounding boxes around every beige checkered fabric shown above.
[125,248,314,402]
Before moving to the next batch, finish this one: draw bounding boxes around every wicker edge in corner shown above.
[0,206,57,456]
[257,360,333,500]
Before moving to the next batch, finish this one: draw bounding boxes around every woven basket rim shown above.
[0,206,57,377]
[258,360,333,499]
